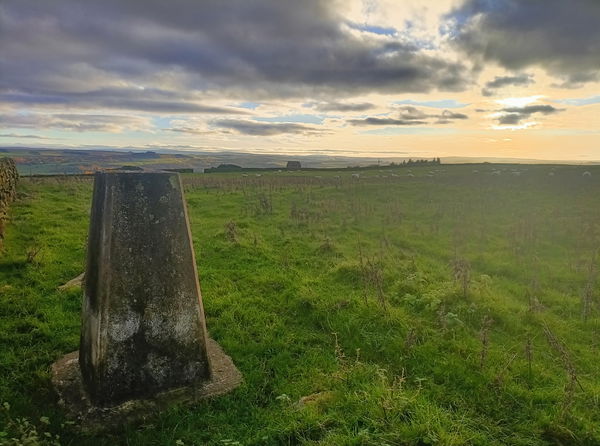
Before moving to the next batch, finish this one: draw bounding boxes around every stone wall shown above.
[0,158,19,242]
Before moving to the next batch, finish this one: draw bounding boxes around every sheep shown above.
[583,171,592,177]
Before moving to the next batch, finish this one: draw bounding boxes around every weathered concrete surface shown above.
[52,172,240,419]
[0,158,19,244]
[51,338,242,433]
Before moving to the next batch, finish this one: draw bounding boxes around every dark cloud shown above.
[447,0,600,86]
[502,105,560,115]
[552,72,600,89]
[481,74,534,96]
[0,133,52,139]
[212,119,322,136]
[312,102,375,112]
[494,104,562,125]
[348,117,428,126]
[439,110,468,120]
[0,0,472,116]
[497,114,523,125]
[0,88,249,114]
[349,106,468,126]
[397,106,429,120]
[0,113,149,132]
[165,127,213,135]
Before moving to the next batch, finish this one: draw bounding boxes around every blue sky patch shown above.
[347,22,397,36]
[555,95,600,106]
[237,101,260,109]
[152,117,173,128]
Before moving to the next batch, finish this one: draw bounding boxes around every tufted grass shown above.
[1,164,600,445]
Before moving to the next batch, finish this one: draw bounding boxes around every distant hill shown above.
[2,146,598,175]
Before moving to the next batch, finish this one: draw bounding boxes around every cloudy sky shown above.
[1,0,599,160]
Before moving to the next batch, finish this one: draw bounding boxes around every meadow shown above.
[1,164,600,445]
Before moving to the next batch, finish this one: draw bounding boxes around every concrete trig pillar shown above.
[52,172,241,431]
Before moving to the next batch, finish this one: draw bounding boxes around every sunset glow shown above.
[1,0,599,161]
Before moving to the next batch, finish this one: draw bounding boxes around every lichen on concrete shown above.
[52,171,241,430]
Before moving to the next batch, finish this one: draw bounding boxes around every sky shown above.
[1,0,600,161]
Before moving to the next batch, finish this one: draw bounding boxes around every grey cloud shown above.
[213,120,322,136]
[397,106,429,120]
[313,102,375,112]
[486,74,533,89]
[349,117,428,126]
[0,133,52,139]
[349,107,468,126]
[497,114,523,125]
[448,0,600,86]
[439,110,467,120]
[482,74,534,96]
[502,105,560,115]
[0,113,150,132]
[0,0,472,115]
[166,127,213,135]
[552,72,600,89]
[0,88,249,114]
[494,104,562,125]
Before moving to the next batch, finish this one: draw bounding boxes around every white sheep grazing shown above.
[491,171,501,175]
[583,171,592,177]
[352,173,360,179]
[255,174,262,177]
[407,173,415,177]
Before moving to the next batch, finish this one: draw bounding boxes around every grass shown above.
[1,164,600,445]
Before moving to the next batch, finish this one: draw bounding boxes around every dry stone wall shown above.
[0,158,19,242]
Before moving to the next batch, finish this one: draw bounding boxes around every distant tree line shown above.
[393,158,441,166]
[205,157,442,173]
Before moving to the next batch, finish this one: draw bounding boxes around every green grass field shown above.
[1,164,600,445]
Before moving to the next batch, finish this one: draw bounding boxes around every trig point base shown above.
[51,172,241,432]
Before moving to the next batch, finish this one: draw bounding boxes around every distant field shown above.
[1,164,600,445]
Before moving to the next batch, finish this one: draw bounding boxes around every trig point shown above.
[51,172,241,431]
